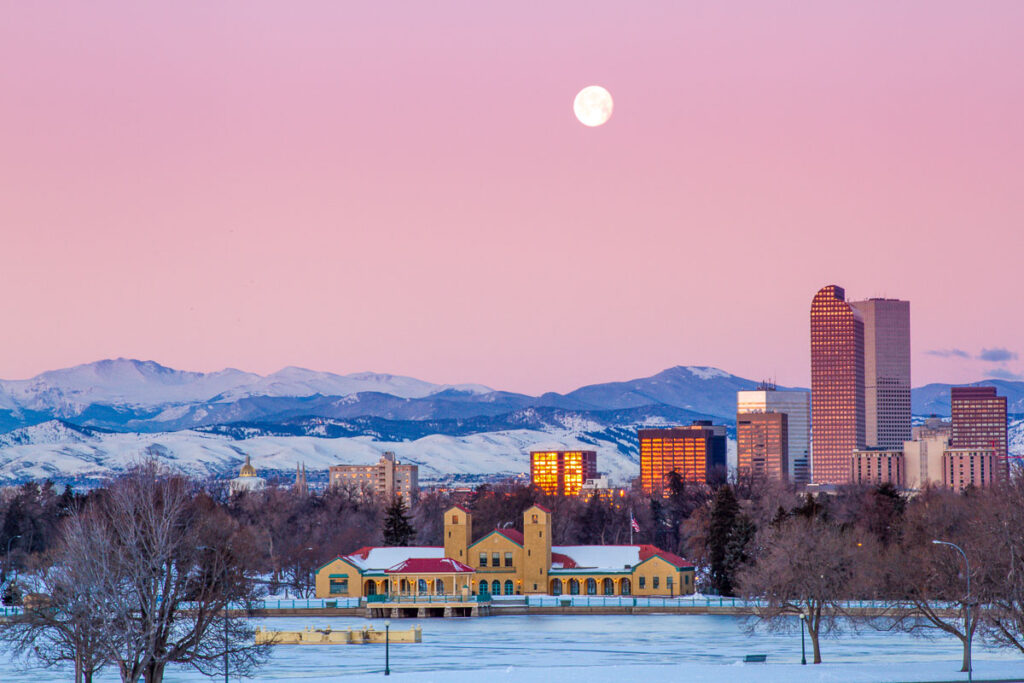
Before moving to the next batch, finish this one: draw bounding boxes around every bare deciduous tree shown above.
[873,488,979,673]
[738,515,867,663]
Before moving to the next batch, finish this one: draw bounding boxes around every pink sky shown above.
[2,2,1023,393]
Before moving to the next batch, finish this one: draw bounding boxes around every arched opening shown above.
[418,579,428,594]
[602,578,614,595]
[364,580,377,596]
[550,579,562,595]
[585,578,597,595]
[434,578,445,594]
[569,579,580,595]
[619,578,631,595]
[400,578,410,594]
[504,580,514,595]
[491,580,500,595]
[379,580,388,596]
[479,580,489,595]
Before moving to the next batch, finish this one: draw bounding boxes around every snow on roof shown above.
[344,546,444,571]
[548,545,693,571]
[551,545,641,570]
[385,557,474,574]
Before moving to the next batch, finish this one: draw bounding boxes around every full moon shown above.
[573,85,613,127]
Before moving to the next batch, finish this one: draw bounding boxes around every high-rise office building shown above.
[903,435,950,490]
[950,386,1008,477]
[810,285,866,484]
[850,298,911,449]
[850,448,904,487]
[329,451,419,499]
[944,447,999,491]
[737,386,810,483]
[736,412,789,482]
[638,422,727,493]
[530,450,598,496]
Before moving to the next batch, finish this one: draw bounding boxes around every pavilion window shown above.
[504,552,513,567]
[479,552,487,567]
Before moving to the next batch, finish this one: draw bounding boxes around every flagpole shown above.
[629,508,633,544]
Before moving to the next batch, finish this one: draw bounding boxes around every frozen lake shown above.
[2,614,1023,681]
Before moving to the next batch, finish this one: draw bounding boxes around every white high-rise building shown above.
[737,386,811,484]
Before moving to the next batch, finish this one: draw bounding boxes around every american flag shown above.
[630,511,640,533]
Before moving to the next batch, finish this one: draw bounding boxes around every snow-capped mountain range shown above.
[0,358,1019,486]
[0,358,491,415]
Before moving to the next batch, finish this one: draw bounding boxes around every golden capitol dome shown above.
[239,454,257,478]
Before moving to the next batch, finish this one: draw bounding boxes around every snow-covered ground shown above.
[1,614,1019,682]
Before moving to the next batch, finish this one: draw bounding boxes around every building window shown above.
[435,579,444,594]
[603,578,614,595]
[639,576,646,589]
[569,579,580,595]
[479,552,487,567]
[586,578,597,595]
[492,552,500,567]
[329,578,348,595]
[504,552,513,567]
[504,580,514,595]
[551,579,562,595]
[452,515,458,524]
[532,514,538,523]
[653,576,660,589]
[479,580,489,595]
[418,579,428,594]
[667,576,673,592]
[492,580,500,595]
[620,578,631,595]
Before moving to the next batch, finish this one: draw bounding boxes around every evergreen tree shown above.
[706,485,754,596]
[382,496,416,547]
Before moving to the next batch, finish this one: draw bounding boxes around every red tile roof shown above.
[638,544,693,569]
[385,557,475,574]
[345,546,443,561]
[551,552,577,569]
[448,504,471,514]
[495,528,524,545]
[532,504,552,513]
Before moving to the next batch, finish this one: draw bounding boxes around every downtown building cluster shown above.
[594,283,1011,494]
[809,285,1008,489]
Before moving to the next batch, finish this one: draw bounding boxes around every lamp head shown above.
[384,620,390,627]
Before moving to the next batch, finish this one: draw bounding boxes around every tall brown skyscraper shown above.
[951,386,1008,477]
[850,298,911,449]
[810,285,865,484]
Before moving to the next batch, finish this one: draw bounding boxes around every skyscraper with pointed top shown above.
[294,462,308,494]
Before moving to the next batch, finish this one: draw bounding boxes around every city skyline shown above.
[3,3,1024,394]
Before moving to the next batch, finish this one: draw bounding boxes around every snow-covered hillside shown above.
[0,422,641,485]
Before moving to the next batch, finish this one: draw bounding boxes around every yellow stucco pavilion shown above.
[315,504,695,599]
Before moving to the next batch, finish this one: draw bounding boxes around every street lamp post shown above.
[384,620,391,676]
[4,535,21,574]
[933,539,971,682]
[799,613,807,665]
